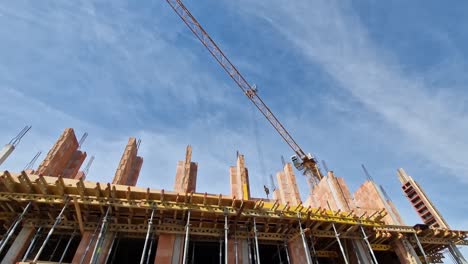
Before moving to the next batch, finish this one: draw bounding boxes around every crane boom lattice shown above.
[165,0,323,187]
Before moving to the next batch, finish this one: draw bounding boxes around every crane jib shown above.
[166,0,322,183]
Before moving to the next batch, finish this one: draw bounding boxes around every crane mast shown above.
[165,0,323,189]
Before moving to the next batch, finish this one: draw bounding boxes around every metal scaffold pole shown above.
[145,234,156,264]
[413,233,428,264]
[298,213,312,264]
[22,226,42,262]
[224,209,229,264]
[182,210,191,264]
[360,225,379,264]
[283,240,291,264]
[332,223,349,264]
[140,207,156,264]
[234,234,239,264]
[33,198,69,263]
[79,220,101,264]
[104,233,118,264]
[0,201,32,255]
[253,217,261,264]
[49,235,63,261]
[309,233,319,264]
[59,231,77,264]
[90,206,111,264]
[219,238,223,264]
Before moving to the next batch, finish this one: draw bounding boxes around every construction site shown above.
[1,0,467,264]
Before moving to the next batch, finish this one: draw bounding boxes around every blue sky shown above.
[1,0,467,259]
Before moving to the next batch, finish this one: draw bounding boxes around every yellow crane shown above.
[165,0,324,194]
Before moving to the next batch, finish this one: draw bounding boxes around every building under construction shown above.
[1,0,467,263]
[0,127,466,264]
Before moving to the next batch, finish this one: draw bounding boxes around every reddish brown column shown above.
[36,128,87,178]
[155,146,198,264]
[229,153,250,200]
[173,145,197,193]
[112,137,143,186]
[353,175,421,264]
[276,163,301,206]
[71,231,97,264]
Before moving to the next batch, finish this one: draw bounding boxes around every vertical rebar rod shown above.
[0,201,32,254]
[22,227,42,262]
[140,208,155,264]
[283,240,291,264]
[49,235,63,261]
[413,233,428,264]
[360,226,378,264]
[33,199,69,263]
[145,234,155,264]
[90,206,111,264]
[298,214,312,264]
[104,233,117,264]
[59,232,76,264]
[253,218,261,264]
[332,223,349,264]
[182,210,191,264]
[224,212,229,264]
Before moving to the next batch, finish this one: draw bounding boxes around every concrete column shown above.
[71,231,97,264]
[288,236,308,264]
[227,238,250,264]
[154,234,184,264]
[1,226,35,264]
[96,232,115,263]
[0,144,15,166]
[392,239,422,264]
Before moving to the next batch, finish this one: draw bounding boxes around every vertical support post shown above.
[219,238,223,264]
[90,206,111,264]
[0,201,32,255]
[283,240,291,264]
[298,213,312,264]
[247,234,252,264]
[253,217,261,264]
[234,236,239,264]
[59,231,77,264]
[224,209,229,264]
[22,227,42,262]
[140,208,155,264]
[309,234,319,264]
[104,233,118,264]
[33,198,69,262]
[110,236,121,264]
[360,226,379,264]
[276,244,283,263]
[79,222,100,264]
[332,223,349,264]
[413,233,428,264]
[145,234,155,264]
[182,210,191,264]
[49,235,63,261]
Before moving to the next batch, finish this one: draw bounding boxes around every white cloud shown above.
[232,0,468,183]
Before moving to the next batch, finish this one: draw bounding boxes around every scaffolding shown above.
[0,171,466,263]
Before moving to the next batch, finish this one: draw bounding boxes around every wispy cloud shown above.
[231,0,468,184]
